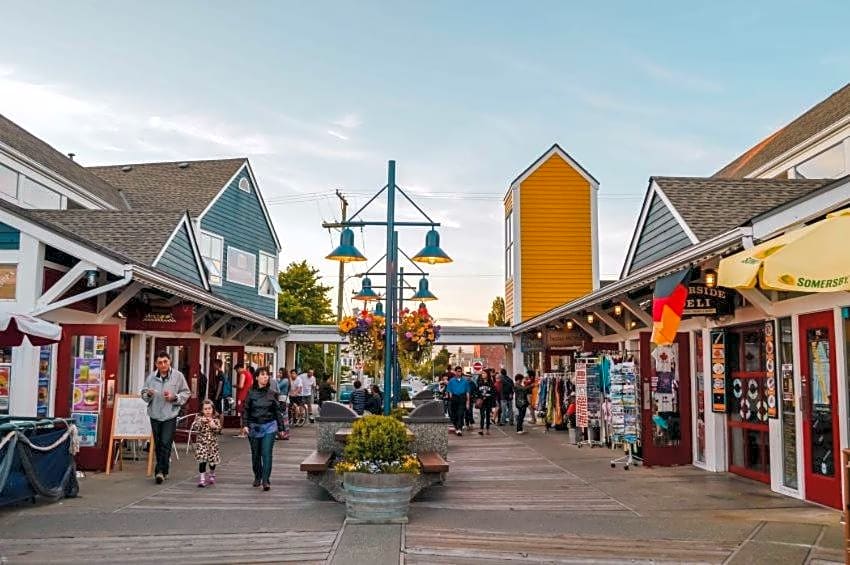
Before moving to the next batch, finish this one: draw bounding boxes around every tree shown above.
[277,261,335,372]
[487,296,508,327]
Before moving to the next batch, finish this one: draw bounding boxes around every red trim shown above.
[154,338,201,414]
[729,464,770,484]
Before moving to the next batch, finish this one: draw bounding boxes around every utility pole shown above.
[333,190,348,393]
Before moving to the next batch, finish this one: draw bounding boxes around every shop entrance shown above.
[726,325,771,484]
[799,310,840,509]
[55,324,120,471]
[209,345,244,427]
[154,338,201,414]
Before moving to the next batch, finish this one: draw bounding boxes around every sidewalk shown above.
[0,421,844,564]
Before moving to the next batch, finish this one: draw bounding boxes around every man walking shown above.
[447,366,470,436]
[298,369,317,423]
[499,368,515,426]
[141,351,190,484]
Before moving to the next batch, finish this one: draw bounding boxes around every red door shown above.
[55,324,120,471]
[154,338,201,413]
[640,332,692,466]
[799,310,841,509]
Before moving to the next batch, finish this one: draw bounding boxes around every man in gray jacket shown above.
[141,351,190,483]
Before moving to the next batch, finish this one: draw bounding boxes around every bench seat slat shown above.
[300,450,333,472]
[419,451,449,473]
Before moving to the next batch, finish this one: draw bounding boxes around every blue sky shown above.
[1,2,849,324]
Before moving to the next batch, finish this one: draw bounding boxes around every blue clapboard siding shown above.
[156,223,204,287]
[629,194,693,274]
[0,222,20,250]
[200,168,277,318]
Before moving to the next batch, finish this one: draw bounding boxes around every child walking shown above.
[192,399,222,487]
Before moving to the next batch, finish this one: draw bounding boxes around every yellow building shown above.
[504,144,599,324]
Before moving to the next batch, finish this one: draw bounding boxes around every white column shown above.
[129,333,147,394]
[9,234,43,416]
[511,334,524,376]
[703,329,727,472]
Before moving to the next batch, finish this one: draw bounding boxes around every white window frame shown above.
[794,138,848,179]
[505,211,514,282]
[199,231,224,286]
[238,177,251,193]
[226,245,256,288]
[258,251,280,297]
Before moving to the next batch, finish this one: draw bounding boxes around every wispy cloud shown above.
[630,55,723,93]
[327,129,349,141]
[332,113,362,129]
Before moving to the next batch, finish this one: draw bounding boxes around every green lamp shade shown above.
[353,276,380,301]
[411,276,437,301]
[372,302,385,316]
[326,228,367,262]
[412,229,452,264]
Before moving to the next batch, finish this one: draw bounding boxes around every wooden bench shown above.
[300,450,333,472]
[418,451,449,474]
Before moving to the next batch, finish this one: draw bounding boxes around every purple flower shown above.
[405,331,413,338]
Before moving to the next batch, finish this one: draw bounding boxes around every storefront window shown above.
[778,317,797,489]
[0,264,17,300]
[650,343,681,447]
[37,345,55,417]
[71,335,107,447]
[807,327,834,477]
[0,346,12,414]
[694,331,705,463]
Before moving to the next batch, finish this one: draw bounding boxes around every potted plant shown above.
[396,303,441,370]
[335,415,420,524]
[338,309,386,364]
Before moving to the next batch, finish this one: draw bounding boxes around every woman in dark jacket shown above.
[476,372,496,435]
[241,368,285,491]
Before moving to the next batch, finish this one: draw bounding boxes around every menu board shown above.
[72,358,103,413]
[37,346,53,417]
[0,365,9,415]
[73,412,98,447]
[764,321,778,418]
[710,330,726,413]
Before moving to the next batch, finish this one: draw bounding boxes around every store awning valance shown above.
[718,209,850,292]
[0,313,62,346]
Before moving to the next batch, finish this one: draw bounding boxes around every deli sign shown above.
[126,304,194,332]
[683,284,734,317]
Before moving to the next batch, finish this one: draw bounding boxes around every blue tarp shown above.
[0,426,78,507]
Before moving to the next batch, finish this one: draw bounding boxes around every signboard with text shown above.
[126,304,194,332]
[684,284,734,318]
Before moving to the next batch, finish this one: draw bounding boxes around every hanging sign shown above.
[545,330,582,349]
[126,304,194,332]
[764,321,778,418]
[683,284,735,317]
[710,330,726,412]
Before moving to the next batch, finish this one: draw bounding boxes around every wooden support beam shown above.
[620,298,653,327]
[36,261,93,307]
[32,277,132,316]
[193,307,209,327]
[240,326,265,345]
[225,320,250,341]
[97,282,143,323]
[739,288,775,316]
[203,315,232,338]
[591,308,627,335]
[569,316,602,340]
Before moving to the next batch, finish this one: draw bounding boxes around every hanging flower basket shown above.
[338,310,386,362]
[395,304,441,365]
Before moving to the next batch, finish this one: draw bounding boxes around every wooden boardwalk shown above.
[412,432,631,513]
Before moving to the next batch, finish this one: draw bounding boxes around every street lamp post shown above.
[324,160,451,414]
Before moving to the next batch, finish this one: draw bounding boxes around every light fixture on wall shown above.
[704,268,718,288]
[535,330,543,339]
[630,320,637,329]
[566,320,574,330]
[613,304,623,317]
[586,313,595,325]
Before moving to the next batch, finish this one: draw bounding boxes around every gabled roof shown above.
[88,158,246,216]
[507,143,599,196]
[26,208,186,266]
[0,113,130,210]
[653,177,830,240]
[713,83,850,178]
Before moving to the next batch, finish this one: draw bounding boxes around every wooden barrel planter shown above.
[343,472,412,524]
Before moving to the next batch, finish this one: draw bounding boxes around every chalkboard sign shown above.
[112,395,152,438]
[106,394,153,475]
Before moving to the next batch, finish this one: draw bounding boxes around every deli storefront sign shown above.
[684,284,734,317]
[126,304,194,332]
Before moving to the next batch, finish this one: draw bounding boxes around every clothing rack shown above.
[608,362,642,470]
[575,359,604,448]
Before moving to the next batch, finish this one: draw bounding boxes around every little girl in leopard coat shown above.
[192,399,222,487]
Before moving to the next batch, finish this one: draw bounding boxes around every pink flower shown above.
[405,331,413,338]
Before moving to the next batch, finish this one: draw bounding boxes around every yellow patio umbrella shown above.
[718,209,850,292]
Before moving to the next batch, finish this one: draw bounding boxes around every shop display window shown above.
[0,346,11,415]
[694,331,706,463]
[37,345,55,417]
[650,343,681,447]
[0,264,17,300]
[778,317,797,490]
[807,327,834,478]
[70,335,107,448]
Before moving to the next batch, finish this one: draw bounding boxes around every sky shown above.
[1,2,849,325]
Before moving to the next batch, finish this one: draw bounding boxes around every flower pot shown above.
[342,472,413,524]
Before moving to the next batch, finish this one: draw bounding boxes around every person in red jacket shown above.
[235,364,254,438]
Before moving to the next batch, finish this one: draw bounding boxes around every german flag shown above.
[650,268,691,347]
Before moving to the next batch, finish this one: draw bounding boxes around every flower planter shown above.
[343,472,412,524]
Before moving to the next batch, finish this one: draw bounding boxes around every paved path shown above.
[0,420,846,564]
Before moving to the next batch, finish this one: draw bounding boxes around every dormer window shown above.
[238,177,251,192]
[795,138,848,179]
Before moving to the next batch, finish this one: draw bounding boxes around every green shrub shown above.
[343,415,409,463]
[400,388,411,401]
[389,407,407,422]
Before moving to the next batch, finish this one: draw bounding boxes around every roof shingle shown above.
[652,176,831,241]
[88,159,245,216]
[713,83,850,178]
[0,114,129,210]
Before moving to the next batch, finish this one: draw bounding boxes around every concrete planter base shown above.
[343,472,413,524]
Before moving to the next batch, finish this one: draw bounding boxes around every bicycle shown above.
[288,399,307,427]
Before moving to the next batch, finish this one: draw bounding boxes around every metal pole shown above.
[396,266,404,406]
[383,161,397,415]
[334,191,348,392]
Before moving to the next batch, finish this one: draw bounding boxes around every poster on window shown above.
[710,330,726,412]
[73,412,98,447]
[72,358,102,413]
[37,346,53,417]
[0,364,9,415]
[764,321,778,418]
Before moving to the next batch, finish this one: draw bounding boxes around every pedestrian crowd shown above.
[437,365,540,437]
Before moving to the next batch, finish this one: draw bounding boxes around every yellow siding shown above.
[505,280,514,323]
[519,154,593,321]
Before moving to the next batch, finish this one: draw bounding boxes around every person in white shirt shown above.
[297,369,317,423]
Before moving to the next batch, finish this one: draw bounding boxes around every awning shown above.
[718,209,850,292]
[0,313,62,346]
